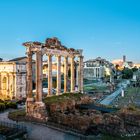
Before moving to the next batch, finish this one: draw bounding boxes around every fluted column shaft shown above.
[56,55,61,95]
[64,57,68,93]
[78,56,84,93]
[76,63,79,87]
[12,75,15,97]
[48,55,52,96]
[7,74,9,93]
[36,51,43,102]
[0,74,1,95]
[27,48,33,100]
[71,56,75,92]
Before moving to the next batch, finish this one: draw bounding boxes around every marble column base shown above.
[26,101,47,122]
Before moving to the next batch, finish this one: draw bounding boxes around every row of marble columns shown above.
[27,49,84,103]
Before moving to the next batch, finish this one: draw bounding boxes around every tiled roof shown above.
[9,56,27,62]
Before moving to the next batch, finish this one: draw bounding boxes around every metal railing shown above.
[0,120,27,138]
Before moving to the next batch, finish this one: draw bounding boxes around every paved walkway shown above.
[100,88,122,105]
[100,81,129,105]
[0,111,80,140]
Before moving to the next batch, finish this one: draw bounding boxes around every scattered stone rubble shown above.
[45,95,140,137]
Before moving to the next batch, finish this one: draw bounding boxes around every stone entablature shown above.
[23,39,82,58]
[0,62,26,73]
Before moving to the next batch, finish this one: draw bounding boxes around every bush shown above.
[128,105,137,111]
[0,99,4,103]
[5,102,17,109]
[122,68,133,79]
[16,98,26,105]
[8,110,26,121]
[0,103,6,111]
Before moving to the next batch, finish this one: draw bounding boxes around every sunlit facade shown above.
[84,57,114,80]
[0,61,26,99]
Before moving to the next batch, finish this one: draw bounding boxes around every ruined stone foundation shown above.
[26,100,48,122]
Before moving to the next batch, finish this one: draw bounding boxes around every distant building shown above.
[9,56,27,63]
[43,61,72,77]
[112,56,134,70]
[9,57,36,83]
[134,64,140,69]
[84,57,114,80]
[122,61,133,69]
[123,55,126,62]
[0,57,27,99]
[43,61,66,77]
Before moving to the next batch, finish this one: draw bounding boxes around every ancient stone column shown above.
[12,75,15,98]
[10,74,14,98]
[64,57,68,93]
[36,51,43,102]
[78,56,84,93]
[7,74,10,98]
[70,56,75,92]
[48,55,52,96]
[26,47,33,101]
[0,74,1,95]
[76,62,79,87]
[56,55,61,95]
[14,75,16,98]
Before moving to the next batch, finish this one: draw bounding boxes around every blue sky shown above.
[0,0,140,62]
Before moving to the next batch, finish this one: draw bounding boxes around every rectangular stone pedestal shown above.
[26,100,48,122]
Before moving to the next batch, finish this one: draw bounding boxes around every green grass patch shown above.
[84,85,108,92]
[8,109,26,121]
[0,101,17,112]
[44,93,84,105]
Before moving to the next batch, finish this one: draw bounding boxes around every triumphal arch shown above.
[23,37,84,120]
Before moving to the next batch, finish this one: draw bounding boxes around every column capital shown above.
[26,49,33,54]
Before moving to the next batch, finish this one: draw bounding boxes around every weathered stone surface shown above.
[97,114,125,136]
[49,103,140,136]
[92,114,103,125]
[26,102,48,122]
[46,95,94,114]
[119,112,140,126]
